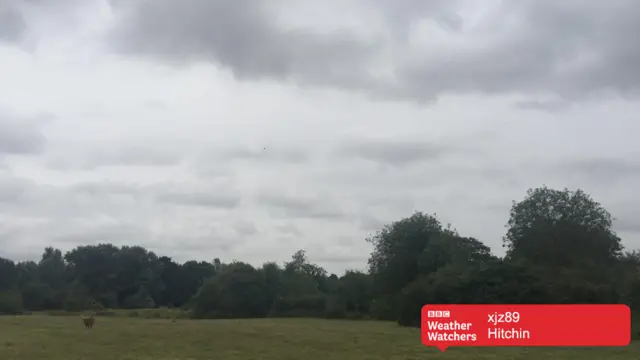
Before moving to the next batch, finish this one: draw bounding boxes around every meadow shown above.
[0,312,637,360]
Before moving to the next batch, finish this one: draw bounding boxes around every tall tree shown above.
[504,186,623,270]
[366,212,443,319]
[38,247,66,290]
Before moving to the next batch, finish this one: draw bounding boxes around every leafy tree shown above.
[158,256,187,307]
[15,261,38,288]
[503,186,625,303]
[418,229,497,275]
[64,243,120,306]
[38,247,67,290]
[398,260,552,327]
[0,257,18,292]
[114,246,164,308]
[0,289,23,315]
[337,270,372,315]
[366,212,444,319]
[262,262,283,311]
[0,185,637,341]
[192,262,268,319]
[504,186,622,269]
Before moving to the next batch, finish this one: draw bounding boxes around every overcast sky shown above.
[1,0,639,274]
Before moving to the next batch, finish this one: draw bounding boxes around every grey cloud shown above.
[336,138,455,166]
[0,176,29,203]
[305,243,369,266]
[0,110,47,155]
[551,158,640,185]
[215,146,309,163]
[156,190,241,209]
[70,181,142,197]
[336,236,355,247]
[358,215,386,233]
[615,218,640,234]
[0,1,26,43]
[106,0,640,105]
[0,216,152,262]
[52,221,150,246]
[0,178,242,217]
[368,0,463,35]
[257,193,346,220]
[311,159,519,194]
[108,0,377,91]
[1,0,98,48]
[312,254,368,265]
[397,0,640,103]
[276,223,303,237]
[607,201,640,235]
[154,233,241,254]
[192,146,307,180]
[47,146,183,170]
[0,177,247,262]
[515,100,571,112]
[275,236,295,245]
[233,220,257,236]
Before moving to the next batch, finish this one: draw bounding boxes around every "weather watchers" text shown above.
[426,321,477,342]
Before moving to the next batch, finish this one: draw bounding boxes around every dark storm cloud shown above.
[0,111,47,155]
[106,0,640,104]
[0,1,26,43]
[257,193,347,220]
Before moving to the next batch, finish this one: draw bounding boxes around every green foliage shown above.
[0,289,23,314]
[191,262,268,319]
[337,270,372,315]
[0,185,638,339]
[270,294,328,317]
[504,186,622,268]
[324,295,347,319]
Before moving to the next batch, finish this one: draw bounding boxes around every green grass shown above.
[42,307,192,319]
[0,315,637,360]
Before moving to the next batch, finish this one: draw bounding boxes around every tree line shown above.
[0,186,638,332]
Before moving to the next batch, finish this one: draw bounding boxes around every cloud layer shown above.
[0,0,639,273]
[103,0,640,105]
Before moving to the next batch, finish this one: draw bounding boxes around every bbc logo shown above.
[427,310,450,318]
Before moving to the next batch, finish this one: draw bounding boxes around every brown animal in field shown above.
[82,315,95,329]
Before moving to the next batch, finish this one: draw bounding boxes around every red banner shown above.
[421,304,631,351]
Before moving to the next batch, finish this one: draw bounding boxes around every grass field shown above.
[0,315,637,360]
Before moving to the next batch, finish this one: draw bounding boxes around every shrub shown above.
[324,296,346,319]
[270,295,327,318]
[95,310,118,317]
[0,290,23,315]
